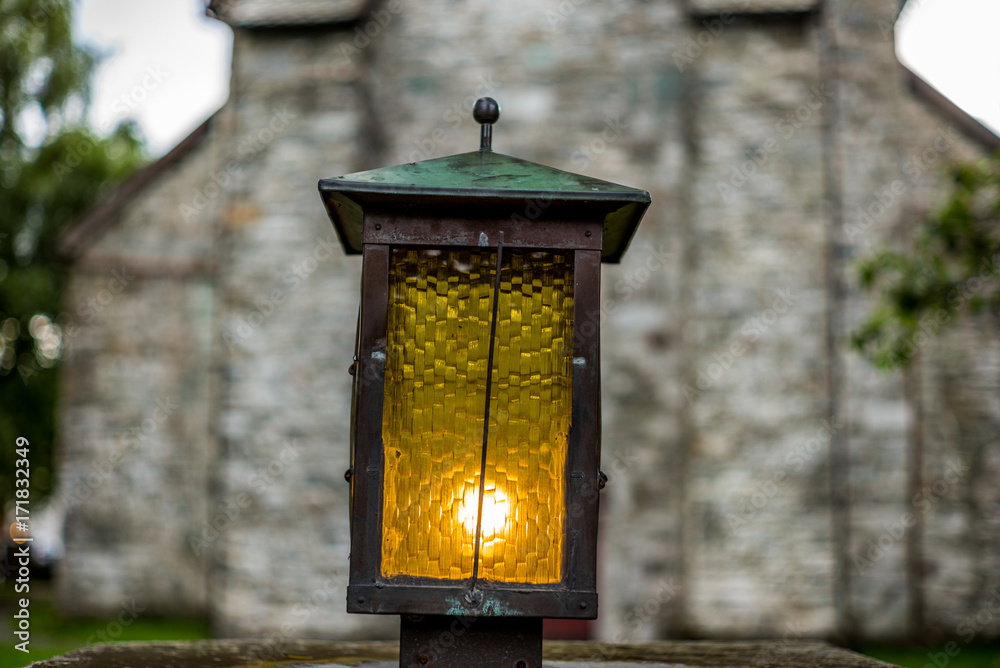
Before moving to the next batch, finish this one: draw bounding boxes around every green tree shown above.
[851,152,1000,368]
[0,0,146,508]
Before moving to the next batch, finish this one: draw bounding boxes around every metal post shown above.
[399,615,542,668]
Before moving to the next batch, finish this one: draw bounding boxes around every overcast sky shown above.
[74,0,232,155]
[74,0,1000,157]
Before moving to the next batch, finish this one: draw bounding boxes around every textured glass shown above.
[381,248,574,584]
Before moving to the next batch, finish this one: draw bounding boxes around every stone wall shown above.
[57,127,220,615]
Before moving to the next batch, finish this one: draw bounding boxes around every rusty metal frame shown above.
[363,210,603,252]
[347,217,604,621]
[350,244,390,591]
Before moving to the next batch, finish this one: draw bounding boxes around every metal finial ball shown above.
[473,97,500,125]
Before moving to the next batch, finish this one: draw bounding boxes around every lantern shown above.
[318,98,650,668]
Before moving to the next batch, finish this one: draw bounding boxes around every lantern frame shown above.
[319,117,650,623]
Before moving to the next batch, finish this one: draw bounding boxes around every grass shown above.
[862,645,1000,668]
[1,583,209,668]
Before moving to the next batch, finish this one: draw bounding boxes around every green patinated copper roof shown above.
[323,151,647,196]
[318,150,651,263]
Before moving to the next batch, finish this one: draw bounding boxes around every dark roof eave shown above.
[57,113,216,262]
[319,184,651,264]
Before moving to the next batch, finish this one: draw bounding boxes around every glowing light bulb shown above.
[457,486,509,542]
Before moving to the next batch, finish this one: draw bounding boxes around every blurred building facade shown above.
[54,0,1000,644]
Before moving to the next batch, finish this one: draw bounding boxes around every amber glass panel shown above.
[381,248,574,584]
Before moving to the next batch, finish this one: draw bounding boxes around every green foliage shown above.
[0,0,146,507]
[863,644,1000,668]
[851,151,1000,369]
[0,590,209,667]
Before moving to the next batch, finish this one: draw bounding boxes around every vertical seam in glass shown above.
[471,232,504,590]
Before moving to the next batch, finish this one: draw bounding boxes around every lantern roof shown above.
[318,148,651,264]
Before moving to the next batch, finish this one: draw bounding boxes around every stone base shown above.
[27,639,899,667]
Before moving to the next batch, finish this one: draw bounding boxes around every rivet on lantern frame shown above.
[319,98,650,668]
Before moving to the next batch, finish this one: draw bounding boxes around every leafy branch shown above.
[851,151,1000,369]
[0,0,146,504]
